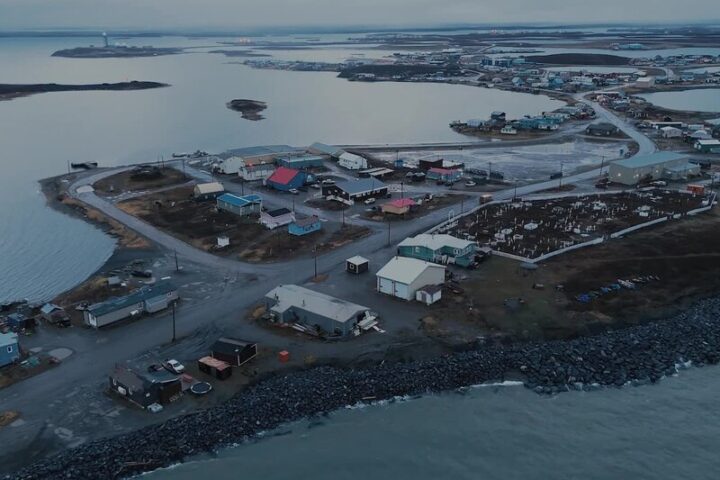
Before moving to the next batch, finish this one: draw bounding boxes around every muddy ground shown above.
[117,186,370,262]
[93,167,189,195]
[428,207,720,341]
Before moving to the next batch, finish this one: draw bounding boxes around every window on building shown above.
[7,346,13,353]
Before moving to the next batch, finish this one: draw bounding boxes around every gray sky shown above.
[1,0,718,30]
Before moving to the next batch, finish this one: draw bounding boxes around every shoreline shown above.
[9,294,720,480]
[0,82,168,102]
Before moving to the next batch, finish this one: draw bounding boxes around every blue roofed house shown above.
[288,215,322,236]
[398,234,479,268]
[216,193,263,216]
[0,332,20,367]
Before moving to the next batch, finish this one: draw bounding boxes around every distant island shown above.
[226,98,267,121]
[52,45,183,58]
[0,81,168,101]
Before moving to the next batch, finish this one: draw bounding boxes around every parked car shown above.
[465,181,477,187]
[163,359,185,374]
[364,198,376,205]
[310,183,321,189]
[289,188,299,195]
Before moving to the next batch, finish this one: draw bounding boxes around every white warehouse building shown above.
[376,256,446,301]
[608,152,699,185]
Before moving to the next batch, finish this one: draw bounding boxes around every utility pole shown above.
[171,302,176,343]
[400,181,404,199]
[600,155,605,176]
[461,197,464,214]
[387,221,391,247]
[559,161,564,189]
[174,250,179,271]
[313,245,318,278]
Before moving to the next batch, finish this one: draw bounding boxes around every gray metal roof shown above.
[265,284,369,324]
[87,281,177,317]
[335,178,387,196]
[612,152,686,169]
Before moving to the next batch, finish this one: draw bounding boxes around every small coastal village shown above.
[3,23,720,480]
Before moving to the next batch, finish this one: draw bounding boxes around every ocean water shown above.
[145,368,720,480]
[638,89,720,113]
[0,35,562,303]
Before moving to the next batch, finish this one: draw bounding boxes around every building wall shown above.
[85,302,144,328]
[218,200,261,216]
[407,267,446,298]
[0,341,20,367]
[377,276,411,300]
[609,158,688,185]
[265,299,356,336]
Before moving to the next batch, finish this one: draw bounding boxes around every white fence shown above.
[609,217,668,239]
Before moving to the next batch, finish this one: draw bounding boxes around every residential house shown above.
[398,234,478,267]
[265,167,307,192]
[260,208,295,230]
[193,182,225,201]
[288,215,322,236]
[381,198,417,215]
[216,193,263,216]
[109,365,182,408]
[376,256,446,301]
[40,303,70,326]
[0,332,20,367]
[83,282,179,328]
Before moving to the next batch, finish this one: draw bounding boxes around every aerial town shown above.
[3,20,720,480]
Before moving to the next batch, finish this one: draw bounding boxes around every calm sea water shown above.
[0,36,562,303]
[639,89,720,113]
[146,368,720,480]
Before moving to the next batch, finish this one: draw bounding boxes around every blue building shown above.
[288,215,322,236]
[276,155,325,169]
[217,193,263,216]
[266,167,307,192]
[0,332,20,367]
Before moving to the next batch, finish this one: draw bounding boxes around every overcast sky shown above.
[1,0,718,30]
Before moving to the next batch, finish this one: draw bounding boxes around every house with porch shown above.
[398,234,478,268]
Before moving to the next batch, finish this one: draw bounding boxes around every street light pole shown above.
[171,302,176,343]
[314,245,318,278]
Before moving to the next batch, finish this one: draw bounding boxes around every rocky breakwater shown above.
[10,298,720,479]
